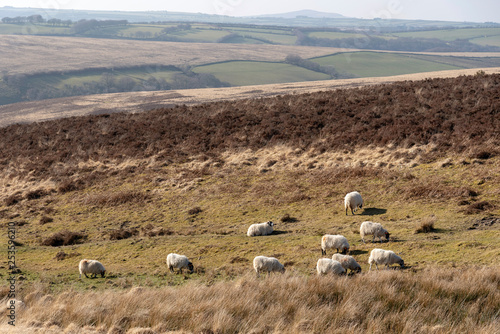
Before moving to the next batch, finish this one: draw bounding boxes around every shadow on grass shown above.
[272,230,290,235]
[360,208,387,216]
[349,249,368,256]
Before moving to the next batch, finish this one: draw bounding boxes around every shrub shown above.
[140,224,173,237]
[280,214,298,223]
[25,188,50,200]
[107,228,138,240]
[188,207,202,215]
[39,216,54,225]
[41,230,86,246]
[4,193,22,206]
[463,201,495,214]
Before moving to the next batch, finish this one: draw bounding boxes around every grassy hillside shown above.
[193,61,331,85]
[1,73,499,332]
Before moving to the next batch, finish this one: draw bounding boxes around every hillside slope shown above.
[1,67,499,128]
[1,72,499,333]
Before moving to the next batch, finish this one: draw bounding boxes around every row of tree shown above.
[285,54,348,79]
[2,15,72,26]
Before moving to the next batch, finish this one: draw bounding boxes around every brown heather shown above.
[0,74,499,183]
[9,267,500,333]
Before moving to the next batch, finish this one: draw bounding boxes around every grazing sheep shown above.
[166,253,194,274]
[316,258,346,275]
[79,259,106,278]
[253,256,285,277]
[247,221,274,237]
[345,191,363,215]
[332,253,362,274]
[321,234,350,255]
[360,221,390,243]
[368,248,405,271]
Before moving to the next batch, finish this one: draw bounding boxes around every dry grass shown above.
[8,267,500,333]
[0,72,499,333]
[0,35,345,76]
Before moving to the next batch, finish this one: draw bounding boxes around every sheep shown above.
[321,234,350,255]
[345,191,363,215]
[79,259,106,278]
[332,253,362,274]
[247,221,274,237]
[316,258,346,275]
[166,253,194,274]
[368,248,405,271]
[253,256,285,277]
[360,221,390,243]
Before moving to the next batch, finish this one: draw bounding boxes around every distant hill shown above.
[0,6,491,28]
[253,9,346,19]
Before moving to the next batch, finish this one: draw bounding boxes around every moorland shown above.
[0,72,499,333]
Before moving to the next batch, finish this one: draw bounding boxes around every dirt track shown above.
[1,67,499,128]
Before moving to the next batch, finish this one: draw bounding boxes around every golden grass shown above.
[6,266,500,333]
[0,35,346,76]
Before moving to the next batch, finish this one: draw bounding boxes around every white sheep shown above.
[253,256,285,277]
[247,221,274,237]
[79,259,106,278]
[316,258,346,275]
[321,234,350,255]
[360,221,390,243]
[166,253,194,274]
[368,248,405,271]
[345,191,363,215]
[332,253,362,274]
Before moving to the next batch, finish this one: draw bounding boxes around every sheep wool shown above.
[368,248,405,271]
[166,253,194,274]
[321,234,350,255]
[253,256,285,277]
[360,221,390,243]
[345,191,363,215]
[316,258,346,275]
[247,221,274,237]
[79,259,106,278]
[332,253,362,273]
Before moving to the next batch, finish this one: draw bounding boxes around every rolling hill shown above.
[0,70,499,333]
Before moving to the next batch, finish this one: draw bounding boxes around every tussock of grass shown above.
[14,267,500,333]
[416,216,437,233]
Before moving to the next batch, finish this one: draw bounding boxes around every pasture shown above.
[0,73,499,333]
[193,61,331,85]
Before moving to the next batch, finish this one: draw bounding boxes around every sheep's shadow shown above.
[360,207,387,216]
[349,249,368,256]
[272,230,289,235]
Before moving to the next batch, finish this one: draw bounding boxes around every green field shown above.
[308,31,370,40]
[193,61,331,85]
[29,67,183,89]
[392,27,500,44]
[313,52,465,77]
[0,22,71,35]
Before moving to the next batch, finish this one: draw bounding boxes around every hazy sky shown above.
[2,0,499,23]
